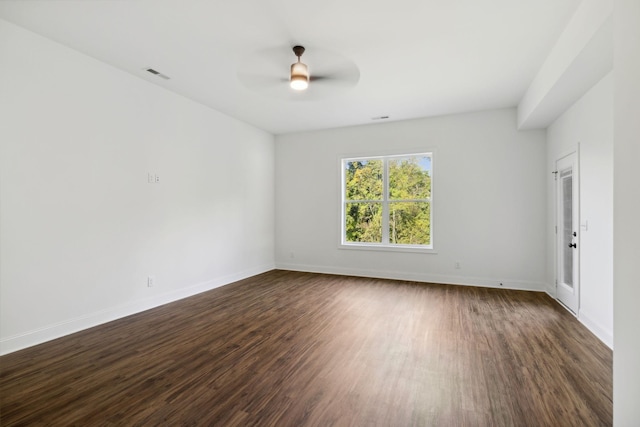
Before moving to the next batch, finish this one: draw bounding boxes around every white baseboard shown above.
[280,263,615,349]
[545,288,612,350]
[0,264,274,356]
[578,309,613,349]
[545,284,556,298]
[275,262,546,292]
[8,264,609,356]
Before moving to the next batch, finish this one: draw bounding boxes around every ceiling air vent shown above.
[145,68,170,80]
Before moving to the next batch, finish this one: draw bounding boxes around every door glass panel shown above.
[562,170,573,287]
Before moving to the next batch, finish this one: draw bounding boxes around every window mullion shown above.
[381,159,390,244]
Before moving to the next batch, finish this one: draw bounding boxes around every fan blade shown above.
[310,67,360,86]
[308,61,360,84]
[310,75,350,82]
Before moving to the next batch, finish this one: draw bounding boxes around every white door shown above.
[556,152,579,313]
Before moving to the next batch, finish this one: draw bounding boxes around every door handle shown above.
[568,243,577,248]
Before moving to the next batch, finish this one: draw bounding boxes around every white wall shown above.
[275,109,547,290]
[0,20,275,355]
[613,0,640,423]
[546,73,613,347]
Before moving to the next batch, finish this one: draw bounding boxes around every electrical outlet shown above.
[147,276,155,287]
[454,261,461,270]
[148,173,155,183]
[155,175,160,183]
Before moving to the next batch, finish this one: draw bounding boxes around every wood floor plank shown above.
[0,270,612,426]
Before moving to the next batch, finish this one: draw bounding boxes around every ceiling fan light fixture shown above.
[290,64,309,90]
[290,46,309,90]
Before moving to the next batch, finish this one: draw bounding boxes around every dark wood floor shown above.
[1,270,612,426]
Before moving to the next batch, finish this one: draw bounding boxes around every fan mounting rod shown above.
[290,45,309,90]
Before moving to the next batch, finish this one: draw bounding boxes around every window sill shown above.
[339,243,438,254]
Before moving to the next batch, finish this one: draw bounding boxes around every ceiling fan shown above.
[237,45,360,100]
[290,45,309,91]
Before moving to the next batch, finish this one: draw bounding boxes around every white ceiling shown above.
[0,0,581,135]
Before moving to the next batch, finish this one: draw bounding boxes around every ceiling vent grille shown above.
[145,68,170,80]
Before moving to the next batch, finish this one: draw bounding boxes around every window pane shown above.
[389,202,431,245]
[388,156,431,200]
[345,160,383,201]
[345,202,382,243]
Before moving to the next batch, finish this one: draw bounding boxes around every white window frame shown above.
[340,151,435,253]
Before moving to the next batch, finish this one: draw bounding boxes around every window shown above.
[341,153,432,250]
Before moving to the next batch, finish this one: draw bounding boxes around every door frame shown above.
[554,148,580,314]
